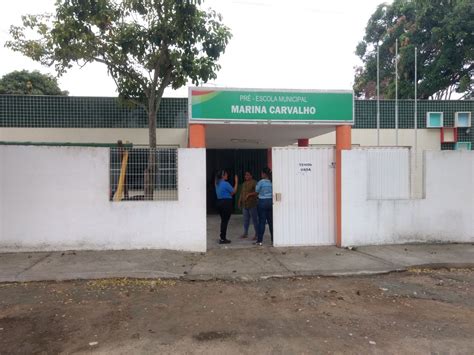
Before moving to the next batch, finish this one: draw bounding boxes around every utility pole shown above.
[395,38,399,146]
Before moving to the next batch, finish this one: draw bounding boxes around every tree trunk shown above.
[144,68,171,200]
[145,97,157,200]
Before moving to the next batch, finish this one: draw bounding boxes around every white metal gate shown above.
[272,147,335,246]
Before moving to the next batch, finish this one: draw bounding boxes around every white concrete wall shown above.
[310,128,440,198]
[0,128,188,147]
[310,128,440,148]
[0,145,206,252]
[341,150,474,246]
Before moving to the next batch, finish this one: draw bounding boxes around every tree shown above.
[0,70,68,95]
[354,0,473,100]
[6,0,231,199]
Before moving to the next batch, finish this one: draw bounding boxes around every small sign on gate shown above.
[298,162,313,174]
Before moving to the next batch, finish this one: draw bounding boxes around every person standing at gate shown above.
[215,170,238,244]
[254,167,273,246]
[238,171,259,240]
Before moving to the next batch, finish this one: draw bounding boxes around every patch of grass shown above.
[408,267,474,274]
[86,278,176,290]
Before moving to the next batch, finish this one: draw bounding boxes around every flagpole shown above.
[377,45,380,146]
[395,38,399,146]
[414,46,418,167]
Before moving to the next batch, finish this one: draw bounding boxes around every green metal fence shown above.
[1,95,472,149]
[0,95,188,128]
[354,100,474,149]
[354,100,473,129]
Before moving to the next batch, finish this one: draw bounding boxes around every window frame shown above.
[454,112,472,128]
[426,112,444,128]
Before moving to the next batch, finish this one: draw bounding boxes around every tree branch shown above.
[156,66,173,106]
[92,55,148,90]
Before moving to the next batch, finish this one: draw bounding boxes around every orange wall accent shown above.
[336,125,352,150]
[336,125,352,247]
[188,124,206,148]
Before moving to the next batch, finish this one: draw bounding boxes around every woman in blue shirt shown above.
[253,167,273,246]
[215,170,238,244]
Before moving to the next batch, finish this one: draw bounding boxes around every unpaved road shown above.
[0,268,473,354]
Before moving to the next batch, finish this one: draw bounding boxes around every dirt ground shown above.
[0,269,473,354]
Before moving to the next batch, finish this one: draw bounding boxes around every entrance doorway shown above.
[206,149,272,249]
[206,149,268,214]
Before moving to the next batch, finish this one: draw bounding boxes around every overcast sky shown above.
[0,0,389,97]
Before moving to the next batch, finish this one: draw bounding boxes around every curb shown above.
[2,263,472,284]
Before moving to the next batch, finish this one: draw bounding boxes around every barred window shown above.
[110,146,178,201]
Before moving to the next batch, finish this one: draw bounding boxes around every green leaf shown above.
[6,0,232,147]
[0,70,67,95]
[354,0,473,99]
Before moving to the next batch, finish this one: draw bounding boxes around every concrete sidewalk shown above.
[0,243,473,283]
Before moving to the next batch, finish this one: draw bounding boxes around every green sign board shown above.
[189,88,353,124]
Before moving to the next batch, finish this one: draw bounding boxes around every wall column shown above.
[188,124,206,148]
[336,125,352,247]
[298,138,309,147]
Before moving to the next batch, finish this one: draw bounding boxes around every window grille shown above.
[110,146,178,201]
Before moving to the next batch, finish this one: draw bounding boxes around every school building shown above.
[0,90,473,252]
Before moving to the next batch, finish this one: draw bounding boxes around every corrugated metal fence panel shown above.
[273,147,335,246]
[362,147,410,199]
